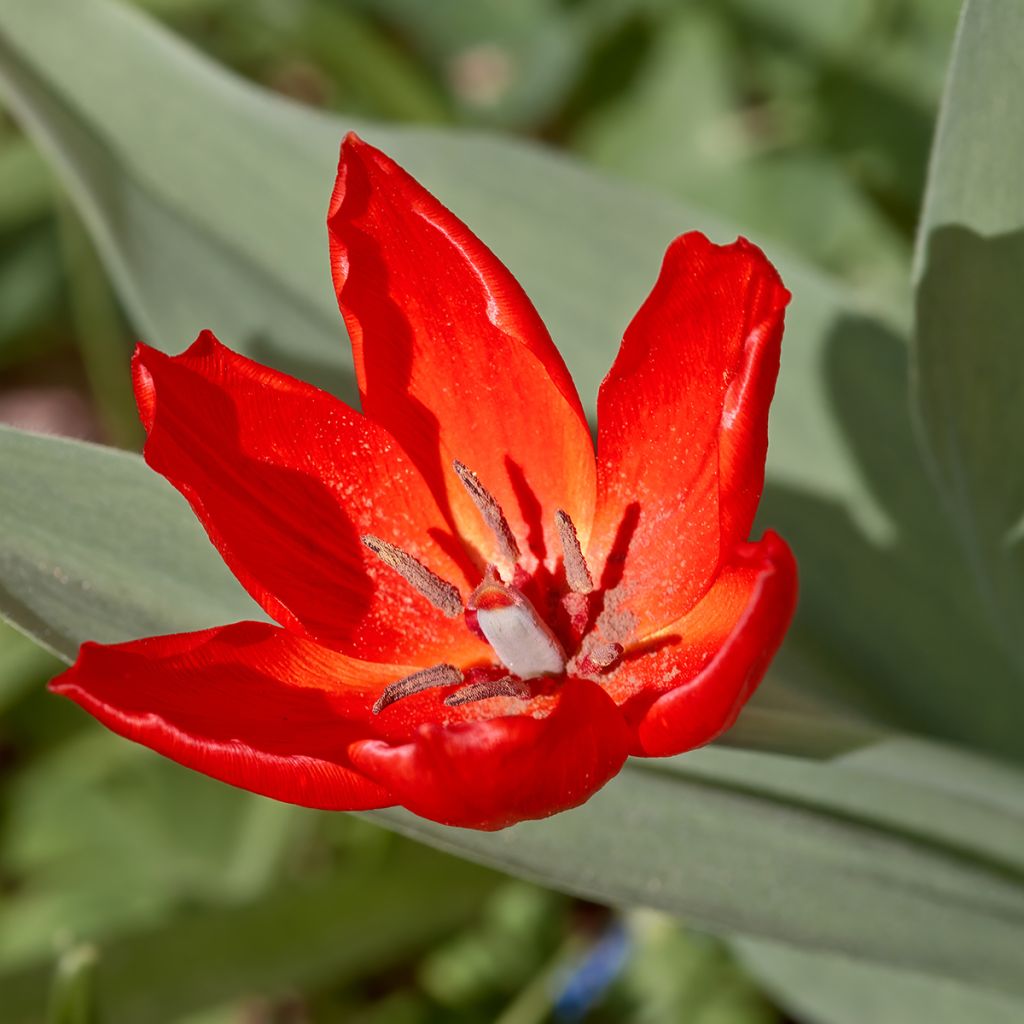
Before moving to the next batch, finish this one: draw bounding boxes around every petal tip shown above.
[47,675,71,696]
[131,346,157,432]
[182,329,226,367]
[668,232,790,305]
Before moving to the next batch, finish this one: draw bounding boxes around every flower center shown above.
[364,459,617,712]
[470,571,566,678]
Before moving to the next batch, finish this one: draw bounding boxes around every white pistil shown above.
[470,576,566,678]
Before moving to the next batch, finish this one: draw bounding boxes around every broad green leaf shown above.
[4,0,1023,759]
[3,843,498,1024]
[0,426,256,659]
[2,430,1024,996]
[734,937,1024,1024]
[760,317,1023,759]
[912,0,1024,671]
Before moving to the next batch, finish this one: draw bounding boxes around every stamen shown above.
[444,676,531,706]
[588,642,624,670]
[555,509,593,594]
[373,663,463,714]
[452,460,520,565]
[362,535,462,618]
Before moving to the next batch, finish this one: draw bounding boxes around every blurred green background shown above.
[0,0,969,1021]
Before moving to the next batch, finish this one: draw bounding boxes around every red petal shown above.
[133,333,489,667]
[349,678,631,830]
[589,233,789,638]
[328,134,596,573]
[49,622,397,810]
[601,531,797,756]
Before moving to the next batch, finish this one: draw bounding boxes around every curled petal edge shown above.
[631,531,798,757]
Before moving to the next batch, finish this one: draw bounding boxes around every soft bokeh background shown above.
[0,0,994,1021]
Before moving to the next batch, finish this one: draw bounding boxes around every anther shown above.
[588,642,623,669]
[577,641,624,676]
[452,460,520,565]
[362,535,463,618]
[373,663,463,714]
[555,509,593,594]
[444,676,531,706]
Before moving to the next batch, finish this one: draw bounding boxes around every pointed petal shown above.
[349,678,631,830]
[589,233,789,638]
[600,531,797,756]
[49,622,399,810]
[133,334,488,667]
[328,134,596,572]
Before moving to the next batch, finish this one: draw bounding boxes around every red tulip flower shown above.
[51,135,797,830]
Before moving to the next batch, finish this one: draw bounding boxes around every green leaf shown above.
[912,0,1024,671]
[0,425,256,659]
[2,429,1024,997]
[760,315,1024,760]
[735,937,1024,1024]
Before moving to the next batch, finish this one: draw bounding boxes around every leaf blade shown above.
[912,0,1024,668]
